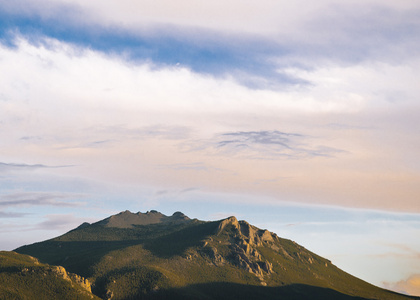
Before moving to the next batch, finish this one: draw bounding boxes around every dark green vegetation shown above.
[14,210,419,300]
[0,251,99,299]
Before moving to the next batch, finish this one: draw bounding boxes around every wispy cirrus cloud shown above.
[0,192,84,207]
[208,131,345,159]
[0,162,73,171]
[34,213,90,231]
[106,125,192,141]
[372,242,420,260]
[162,163,209,172]
[0,213,94,233]
[159,162,220,172]
[154,187,199,198]
[0,211,27,218]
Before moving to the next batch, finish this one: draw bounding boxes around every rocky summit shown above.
[96,210,190,228]
[12,210,420,300]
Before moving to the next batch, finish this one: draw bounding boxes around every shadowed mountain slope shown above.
[15,210,419,300]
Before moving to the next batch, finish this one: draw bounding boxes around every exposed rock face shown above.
[200,246,225,265]
[217,216,239,234]
[239,221,274,246]
[53,266,69,280]
[70,273,92,292]
[214,216,276,279]
[217,217,274,246]
[53,265,92,293]
[230,240,270,278]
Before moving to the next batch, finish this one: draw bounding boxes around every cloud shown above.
[0,22,419,214]
[0,162,73,171]
[2,0,419,88]
[111,125,192,141]
[383,274,420,297]
[154,187,199,198]
[372,242,420,260]
[0,192,84,207]
[160,162,209,172]
[0,211,27,218]
[4,0,418,40]
[205,131,344,159]
[0,162,50,171]
[295,4,420,63]
[0,1,293,88]
[382,243,420,256]
[35,213,87,231]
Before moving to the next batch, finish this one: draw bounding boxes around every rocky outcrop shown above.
[229,238,273,278]
[217,217,274,246]
[70,273,92,292]
[53,266,69,280]
[200,246,225,265]
[217,217,274,245]
[238,221,274,246]
[53,265,92,293]
[212,217,276,279]
[217,216,239,234]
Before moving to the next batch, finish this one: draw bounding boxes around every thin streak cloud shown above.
[34,214,89,231]
[0,192,84,207]
[209,131,345,159]
[0,162,74,171]
[0,211,27,218]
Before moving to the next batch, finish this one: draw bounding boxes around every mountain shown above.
[14,210,418,300]
[0,251,99,299]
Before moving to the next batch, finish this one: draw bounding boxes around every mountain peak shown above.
[97,210,190,228]
[171,211,189,220]
[217,216,239,234]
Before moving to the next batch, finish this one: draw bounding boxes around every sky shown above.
[1,0,420,296]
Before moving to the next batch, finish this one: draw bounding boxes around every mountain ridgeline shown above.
[13,210,418,300]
